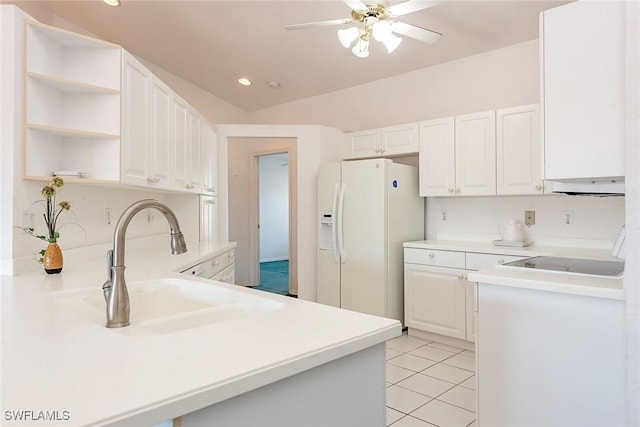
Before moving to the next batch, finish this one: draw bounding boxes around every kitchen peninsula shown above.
[0,236,400,426]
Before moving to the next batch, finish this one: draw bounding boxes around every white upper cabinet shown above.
[419,111,496,197]
[381,123,419,156]
[149,75,173,189]
[171,95,189,190]
[345,129,381,159]
[345,123,419,159]
[455,110,496,196]
[419,117,455,197]
[24,21,121,182]
[121,52,150,187]
[186,108,202,192]
[541,1,624,180]
[496,104,543,195]
[24,21,215,194]
[201,124,218,196]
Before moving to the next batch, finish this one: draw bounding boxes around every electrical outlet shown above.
[441,210,447,221]
[564,211,574,225]
[525,210,535,226]
[105,208,111,226]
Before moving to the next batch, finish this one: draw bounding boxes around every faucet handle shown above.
[106,249,113,280]
[103,250,114,302]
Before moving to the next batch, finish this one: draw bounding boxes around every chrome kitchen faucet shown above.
[102,199,187,328]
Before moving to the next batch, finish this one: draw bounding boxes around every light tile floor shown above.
[386,333,476,427]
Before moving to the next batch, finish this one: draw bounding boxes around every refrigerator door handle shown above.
[337,182,346,263]
[331,183,340,263]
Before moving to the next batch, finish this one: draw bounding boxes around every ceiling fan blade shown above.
[342,0,368,12]
[285,18,354,31]
[387,0,443,17]
[392,21,442,43]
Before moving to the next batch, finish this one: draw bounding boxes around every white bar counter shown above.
[0,236,400,426]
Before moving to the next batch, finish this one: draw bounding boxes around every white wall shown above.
[219,125,343,301]
[259,154,289,262]
[247,40,540,132]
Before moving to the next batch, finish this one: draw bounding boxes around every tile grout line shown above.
[386,336,477,427]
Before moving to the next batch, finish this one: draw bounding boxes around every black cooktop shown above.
[501,256,624,277]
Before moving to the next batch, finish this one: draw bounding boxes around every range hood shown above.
[545,177,625,196]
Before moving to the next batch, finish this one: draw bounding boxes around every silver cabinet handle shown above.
[498,258,505,264]
[448,188,454,193]
[455,187,461,193]
[147,176,160,184]
[535,184,542,191]
[457,274,465,280]
[186,183,196,189]
[428,253,435,258]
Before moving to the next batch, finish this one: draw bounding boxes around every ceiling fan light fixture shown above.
[352,37,369,58]
[382,34,402,53]
[238,77,252,86]
[338,26,359,48]
[372,20,391,42]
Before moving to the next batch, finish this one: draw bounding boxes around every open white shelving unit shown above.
[24,20,121,183]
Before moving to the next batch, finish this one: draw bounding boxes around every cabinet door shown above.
[171,95,189,189]
[497,104,542,195]
[465,279,476,343]
[381,123,419,156]
[344,129,381,159]
[455,111,496,196]
[149,76,172,189]
[404,264,466,340]
[121,52,150,187]
[199,195,217,241]
[542,1,624,180]
[186,108,201,192]
[200,123,217,195]
[419,117,455,197]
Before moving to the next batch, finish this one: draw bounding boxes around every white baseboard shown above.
[259,257,289,263]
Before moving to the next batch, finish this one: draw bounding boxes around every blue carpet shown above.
[253,260,290,296]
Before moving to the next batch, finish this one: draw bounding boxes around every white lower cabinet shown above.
[404,263,467,340]
[404,247,528,342]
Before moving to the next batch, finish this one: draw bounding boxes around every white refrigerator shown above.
[317,158,424,321]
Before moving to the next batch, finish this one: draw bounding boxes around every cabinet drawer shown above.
[181,248,236,278]
[465,253,529,271]
[404,248,465,269]
[210,249,235,276]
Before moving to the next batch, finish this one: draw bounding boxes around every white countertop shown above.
[404,240,625,300]
[0,236,400,426]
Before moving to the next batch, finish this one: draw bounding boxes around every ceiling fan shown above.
[285,0,443,58]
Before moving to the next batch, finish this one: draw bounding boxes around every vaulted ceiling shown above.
[4,0,569,111]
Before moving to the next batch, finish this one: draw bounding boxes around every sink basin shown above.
[50,278,284,335]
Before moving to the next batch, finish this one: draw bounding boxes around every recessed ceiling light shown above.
[268,81,281,89]
[103,0,121,6]
[238,78,252,86]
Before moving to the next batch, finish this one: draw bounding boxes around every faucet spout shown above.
[104,199,188,328]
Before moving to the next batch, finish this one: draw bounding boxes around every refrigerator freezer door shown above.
[317,162,342,307]
[340,159,387,317]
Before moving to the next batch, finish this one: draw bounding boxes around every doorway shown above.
[226,137,298,295]
[254,152,290,295]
